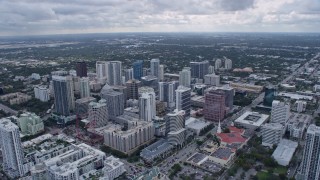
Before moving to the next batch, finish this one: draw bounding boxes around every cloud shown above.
[0,0,319,36]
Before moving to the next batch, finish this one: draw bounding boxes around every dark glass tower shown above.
[263,87,277,106]
[76,61,87,77]
[133,60,143,80]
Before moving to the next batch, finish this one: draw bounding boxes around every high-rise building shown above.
[297,124,320,180]
[224,58,232,70]
[190,61,209,79]
[133,60,144,80]
[215,59,222,70]
[0,118,24,178]
[18,112,44,136]
[34,85,50,102]
[101,87,125,118]
[76,61,87,77]
[263,87,277,106]
[126,79,141,100]
[261,123,283,147]
[79,77,90,98]
[124,68,134,82]
[204,89,226,122]
[208,65,215,74]
[179,67,191,87]
[175,86,191,116]
[52,76,75,116]
[295,100,307,113]
[166,110,186,146]
[159,81,179,108]
[206,86,234,110]
[75,97,96,116]
[204,74,220,86]
[271,100,290,125]
[139,92,156,121]
[88,99,108,128]
[96,61,107,79]
[106,61,122,86]
[150,58,160,79]
[159,65,164,81]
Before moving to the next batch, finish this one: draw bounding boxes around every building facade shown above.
[150,58,160,79]
[133,60,144,80]
[139,92,156,121]
[34,85,50,102]
[76,61,87,77]
[126,79,141,100]
[106,61,122,86]
[179,67,191,87]
[271,100,290,125]
[88,99,108,128]
[261,123,283,147]
[204,89,226,122]
[79,77,90,98]
[159,81,179,108]
[18,112,44,135]
[190,61,209,79]
[175,86,191,116]
[52,76,75,116]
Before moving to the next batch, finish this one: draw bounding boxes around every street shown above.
[0,103,18,116]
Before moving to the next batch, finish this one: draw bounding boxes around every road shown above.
[0,103,18,115]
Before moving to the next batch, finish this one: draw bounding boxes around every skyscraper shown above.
[271,100,290,125]
[297,124,320,180]
[0,118,24,178]
[101,86,125,118]
[215,59,222,70]
[133,60,144,80]
[204,74,220,86]
[179,67,191,87]
[96,61,107,79]
[124,68,134,82]
[159,65,164,81]
[204,89,226,122]
[76,61,87,77]
[263,87,277,106]
[88,99,108,128]
[139,92,156,121]
[126,79,141,100]
[207,86,234,110]
[79,77,90,98]
[224,58,232,70]
[150,58,160,79]
[166,110,186,146]
[190,61,209,79]
[159,81,179,108]
[175,86,191,116]
[106,61,122,86]
[208,65,215,74]
[52,76,75,116]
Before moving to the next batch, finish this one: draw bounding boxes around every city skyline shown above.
[0,0,320,36]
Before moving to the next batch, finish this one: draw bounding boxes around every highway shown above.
[0,103,18,116]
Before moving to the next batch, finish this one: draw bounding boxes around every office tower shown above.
[150,58,160,79]
[207,86,234,110]
[215,59,222,70]
[34,85,50,102]
[106,61,122,86]
[190,61,209,79]
[88,99,108,128]
[96,61,107,79]
[101,87,125,118]
[72,76,80,94]
[204,74,220,86]
[126,79,141,100]
[75,97,96,116]
[79,77,90,98]
[141,75,158,90]
[0,118,24,178]
[175,86,191,116]
[159,65,164,81]
[139,92,156,121]
[159,81,179,108]
[298,124,320,179]
[261,123,283,147]
[271,100,290,125]
[52,76,75,116]
[204,89,226,122]
[224,58,232,70]
[179,67,191,87]
[124,68,134,82]
[166,109,186,146]
[295,100,307,113]
[263,86,277,106]
[76,61,87,77]
[208,65,215,74]
[133,60,144,80]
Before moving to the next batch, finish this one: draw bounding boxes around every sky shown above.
[0,0,320,36]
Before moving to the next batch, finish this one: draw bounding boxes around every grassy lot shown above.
[273,166,287,174]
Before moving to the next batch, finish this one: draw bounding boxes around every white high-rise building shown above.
[0,118,24,178]
[139,92,156,121]
[204,74,220,86]
[261,123,283,147]
[224,58,232,70]
[179,67,191,87]
[176,86,191,116]
[96,61,107,79]
[159,81,179,108]
[124,68,134,82]
[271,100,290,125]
[297,124,320,180]
[166,110,186,146]
[106,61,122,86]
[150,58,160,79]
[159,65,164,81]
[295,100,307,113]
[88,99,108,128]
[215,59,222,70]
[208,65,215,74]
[79,77,90,98]
[34,85,50,102]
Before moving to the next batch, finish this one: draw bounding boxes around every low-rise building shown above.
[0,92,32,105]
[272,139,298,166]
[34,85,50,102]
[140,139,173,165]
[286,113,311,140]
[18,112,44,136]
[102,156,126,180]
[234,111,269,130]
[134,167,169,180]
[229,82,263,93]
[185,117,212,136]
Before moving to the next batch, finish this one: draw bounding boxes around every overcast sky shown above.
[1,0,319,36]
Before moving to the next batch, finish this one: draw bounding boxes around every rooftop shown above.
[235,111,269,127]
[185,117,211,130]
[272,139,298,164]
[140,139,173,160]
[217,126,247,145]
[211,147,234,160]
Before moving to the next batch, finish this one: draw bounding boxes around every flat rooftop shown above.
[211,147,234,160]
[272,139,298,164]
[235,111,269,127]
[185,117,211,130]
